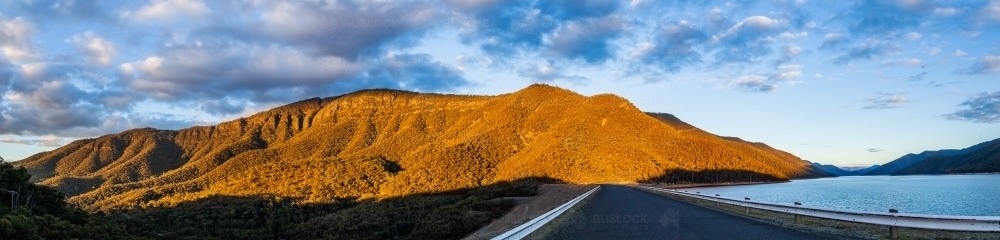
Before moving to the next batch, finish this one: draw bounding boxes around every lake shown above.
[681,174,1000,216]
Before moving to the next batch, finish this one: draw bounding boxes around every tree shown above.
[0,161,128,239]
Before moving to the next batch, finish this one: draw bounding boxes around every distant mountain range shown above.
[14,84,830,211]
[864,138,1000,175]
[850,165,880,175]
[807,162,879,176]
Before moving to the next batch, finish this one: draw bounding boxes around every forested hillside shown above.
[866,138,999,175]
[16,84,829,212]
[3,159,544,239]
[0,161,125,239]
[845,165,880,175]
[809,162,855,176]
[864,151,963,175]
[893,138,1000,175]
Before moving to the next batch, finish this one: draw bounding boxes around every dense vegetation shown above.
[864,150,965,175]
[102,179,540,240]
[809,162,856,176]
[644,169,784,183]
[807,162,880,176]
[3,159,543,239]
[866,137,1000,175]
[0,161,126,239]
[16,84,829,212]
[893,138,1000,175]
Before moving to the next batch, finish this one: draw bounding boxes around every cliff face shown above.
[17,84,827,211]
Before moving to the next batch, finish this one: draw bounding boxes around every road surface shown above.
[540,185,836,239]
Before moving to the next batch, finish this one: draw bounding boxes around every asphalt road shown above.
[540,185,837,240]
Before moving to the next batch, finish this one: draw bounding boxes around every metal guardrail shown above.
[492,186,600,240]
[637,185,1000,232]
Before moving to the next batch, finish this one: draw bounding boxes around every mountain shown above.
[806,163,880,176]
[865,139,996,175]
[808,162,854,176]
[844,165,879,175]
[646,113,833,179]
[892,138,1000,175]
[15,84,829,211]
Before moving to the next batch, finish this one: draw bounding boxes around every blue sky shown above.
[1,0,998,166]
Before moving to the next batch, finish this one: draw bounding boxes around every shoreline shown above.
[889,172,1000,176]
[631,185,1000,240]
[640,181,788,189]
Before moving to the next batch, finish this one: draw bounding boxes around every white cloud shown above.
[779,31,808,40]
[820,33,848,49]
[927,47,941,56]
[982,1,1000,23]
[961,31,982,38]
[629,0,649,8]
[518,61,587,82]
[736,16,779,30]
[933,7,961,17]
[824,33,841,41]
[119,44,360,101]
[248,0,438,59]
[944,92,1000,123]
[68,31,117,66]
[776,43,802,65]
[447,0,504,11]
[831,39,902,65]
[731,65,801,93]
[955,50,968,57]
[714,16,780,42]
[629,42,656,59]
[863,91,912,110]
[904,32,921,41]
[773,70,801,80]
[958,55,1000,75]
[710,16,782,63]
[705,8,728,28]
[19,62,47,80]
[259,1,326,40]
[121,0,210,22]
[895,0,925,10]
[0,15,38,63]
[880,58,923,67]
[734,75,776,93]
[782,44,802,56]
[0,135,69,147]
[773,64,802,80]
[544,15,626,63]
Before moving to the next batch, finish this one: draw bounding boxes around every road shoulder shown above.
[464,184,595,240]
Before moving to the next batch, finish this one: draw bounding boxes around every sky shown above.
[0,0,998,166]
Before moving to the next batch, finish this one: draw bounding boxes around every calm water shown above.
[682,174,1000,216]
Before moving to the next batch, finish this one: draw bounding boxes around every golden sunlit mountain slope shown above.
[16,84,830,211]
